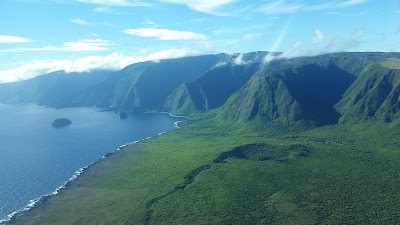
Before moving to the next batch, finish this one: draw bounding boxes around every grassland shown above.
[7,112,400,224]
[381,58,400,69]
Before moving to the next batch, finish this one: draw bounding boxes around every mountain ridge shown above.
[1,52,399,124]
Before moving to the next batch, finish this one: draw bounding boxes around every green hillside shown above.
[336,64,400,122]
[7,115,400,224]
[74,55,225,111]
[3,52,400,225]
[160,52,266,115]
[221,63,355,125]
[160,82,207,115]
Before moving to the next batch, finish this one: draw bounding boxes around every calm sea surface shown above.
[0,104,180,221]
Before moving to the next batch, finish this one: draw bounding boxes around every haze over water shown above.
[0,104,180,221]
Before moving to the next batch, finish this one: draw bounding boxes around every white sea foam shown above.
[158,111,188,119]
[0,129,175,224]
[0,111,185,224]
[174,121,183,128]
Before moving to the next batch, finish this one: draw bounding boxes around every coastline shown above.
[157,111,188,119]
[0,111,183,224]
[157,112,187,128]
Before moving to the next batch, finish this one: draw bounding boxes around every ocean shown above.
[0,104,181,222]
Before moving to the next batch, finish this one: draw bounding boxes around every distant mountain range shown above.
[0,70,111,108]
[1,51,399,125]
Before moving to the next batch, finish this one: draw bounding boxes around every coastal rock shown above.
[51,118,72,127]
[119,111,128,119]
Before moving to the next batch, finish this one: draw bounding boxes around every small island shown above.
[51,118,72,127]
[119,111,128,119]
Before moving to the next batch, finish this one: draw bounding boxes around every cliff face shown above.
[1,52,400,124]
[74,55,225,111]
[221,74,302,122]
[221,63,355,125]
[160,52,268,115]
[335,64,400,122]
[220,53,400,125]
[0,70,111,108]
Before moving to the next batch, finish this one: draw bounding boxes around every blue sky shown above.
[0,0,399,82]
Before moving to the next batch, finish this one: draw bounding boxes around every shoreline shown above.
[0,136,153,224]
[158,111,187,128]
[0,112,183,224]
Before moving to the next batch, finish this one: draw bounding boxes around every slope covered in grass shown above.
[8,113,400,224]
[161,52,266,115]
[4,52,400,224]
[74,55,225,111]
[221,63,355,125]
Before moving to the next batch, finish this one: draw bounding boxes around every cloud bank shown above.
[0,35,32,43]
[77,0,153,7]
[123,28,207,41]
[159,0,236,15]
[233,54,250,65]
[0,39,113,52]
[260,0,368,14]
[0,48,205,83]
[70,18,91,25]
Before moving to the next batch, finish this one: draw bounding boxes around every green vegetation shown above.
[8,112,400,224]
[75,55,224,111]
[221,63,355,125]
[161,59,261,115]
[336,64,400,122]
[381,58,400,69]
[3,52,400,224]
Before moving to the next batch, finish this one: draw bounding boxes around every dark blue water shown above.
[0,104,181,222]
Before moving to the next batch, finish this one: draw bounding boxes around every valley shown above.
[2,51,400,224]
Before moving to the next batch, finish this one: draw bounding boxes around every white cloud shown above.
[263,24,289,63]
[91,33,100,37]
[260,0,368,14]
[233,54,249,65]
[313,29,327,44]
[70,18,90,25]
[0,35,31,43]
[63,39,113,51]
[0,60,73,83]
[264,41,316,63]
[334,28,367,50]
[140,48,205,62]
[352,28,367,39]
[192,18,207,22]
[123,28,207,41]
[0,48,206,83]
[77,0,153,7]
[339,0,367,7]
[159,0,236,15]
[243,33,264,40]
[263,54,276,64]
[279,41,309,59]
[78,0,236,15]
[212,61,228,69]
[93,6,124,14]
[260,1,304,14]
[142,19,158,27]
[265,26,371,64]
[0,39,113,52]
